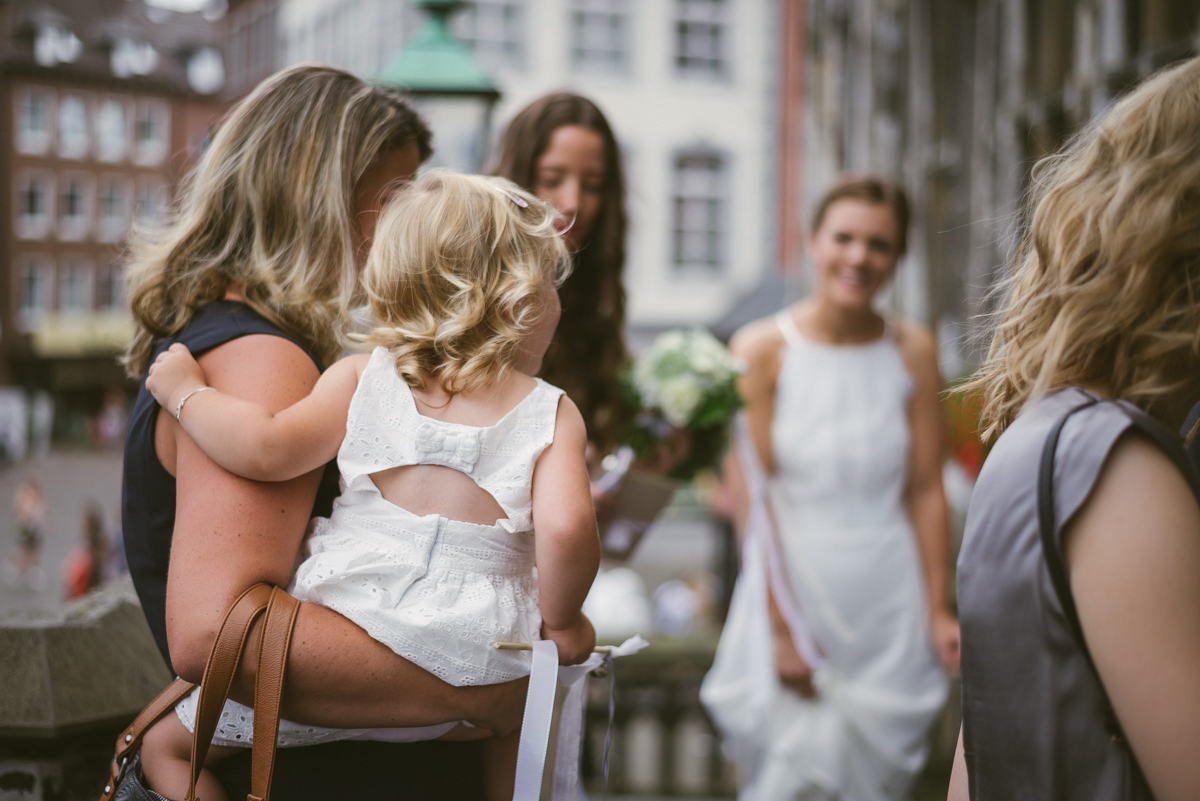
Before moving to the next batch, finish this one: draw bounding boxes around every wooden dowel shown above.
[494,641,615,653]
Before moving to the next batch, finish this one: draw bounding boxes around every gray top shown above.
[957,387,1188,801]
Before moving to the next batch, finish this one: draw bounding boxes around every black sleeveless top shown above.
[122,301,340,668]
[122,302,484,799]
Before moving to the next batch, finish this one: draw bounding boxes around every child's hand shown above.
[541,614,596,666]
[147,343,208,412]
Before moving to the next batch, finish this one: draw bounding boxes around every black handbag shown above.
[100,583,299,801]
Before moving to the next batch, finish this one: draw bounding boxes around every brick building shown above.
[0,0,226,443]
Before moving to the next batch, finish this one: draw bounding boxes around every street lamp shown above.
[378,0,500,173]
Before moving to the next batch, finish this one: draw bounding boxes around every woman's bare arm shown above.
[148,344,366,482]
[163,335,525,733]
[1064,433,1200,801]
[729,318,782,474]
[729,316,818,695]
[898,322,960,673]
[947,725,968,801]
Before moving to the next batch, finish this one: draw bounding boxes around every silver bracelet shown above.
[174,386,216,422]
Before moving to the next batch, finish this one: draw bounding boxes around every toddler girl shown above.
[139,171,600,800]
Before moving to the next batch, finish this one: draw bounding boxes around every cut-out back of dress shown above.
[369,464,509,526]
[338,347,562,534]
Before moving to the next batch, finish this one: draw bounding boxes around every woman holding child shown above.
[122,65,558,798]
[491,92,631,459]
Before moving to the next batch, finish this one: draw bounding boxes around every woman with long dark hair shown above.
[491,93,630,455]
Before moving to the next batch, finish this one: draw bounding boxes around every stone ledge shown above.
[0,578,173,740]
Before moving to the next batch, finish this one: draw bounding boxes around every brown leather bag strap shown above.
[100,677,197,800]
[248,587,302,801]
[185,582,275,801]
[100,582,275,801]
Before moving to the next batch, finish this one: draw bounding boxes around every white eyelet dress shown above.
[174,346,563,747]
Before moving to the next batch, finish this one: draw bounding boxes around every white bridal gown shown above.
[702,313,947,801]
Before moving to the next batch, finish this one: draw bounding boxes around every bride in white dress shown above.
[702,176,959,800]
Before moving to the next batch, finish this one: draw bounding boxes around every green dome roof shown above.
[377,0,498,95]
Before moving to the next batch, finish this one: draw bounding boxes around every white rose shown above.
[690,347,720,374]
[658,375,704,427]
[656,330,687,354]
[632,359,657,398]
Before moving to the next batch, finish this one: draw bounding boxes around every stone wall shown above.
[803,0,1200,375]
[0,579,172,800]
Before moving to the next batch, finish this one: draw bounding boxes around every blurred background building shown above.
[0,0,1195,439]
[278,0,782,332]
[0,0,226,450]
[2,0,1195,440]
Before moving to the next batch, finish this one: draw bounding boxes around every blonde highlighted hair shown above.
[362,170,568,395]
[969,56,1200,437]
[122,64,431,377]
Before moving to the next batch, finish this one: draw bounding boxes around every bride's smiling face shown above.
[808,199,901,311]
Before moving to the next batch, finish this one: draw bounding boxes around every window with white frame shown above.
[16,172,54,240]
[674,0,728,79]
[97,177,132,243]
[58,174,93,241]
[96,98,129,162]
[569,0,631,75]
[58,94,89,158]
[17,256,53,330]
[97,263,124,313]
[671,151,728,275]
[135,179,167,226]
[16,87,53,154]
[133,100,169,166]
[58,258,93,314]
[453,0,526,73]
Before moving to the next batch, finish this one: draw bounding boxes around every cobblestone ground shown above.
[0,447,125,613]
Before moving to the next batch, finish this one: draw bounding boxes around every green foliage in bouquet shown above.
[619,328,743,481]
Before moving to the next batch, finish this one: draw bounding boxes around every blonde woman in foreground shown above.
[949,56,1200,801]
[139,171,600,801]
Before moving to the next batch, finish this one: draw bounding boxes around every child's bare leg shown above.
[140,711,238,801]
[481,727,521,801]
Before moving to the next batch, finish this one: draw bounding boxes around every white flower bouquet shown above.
[620,327,742,480]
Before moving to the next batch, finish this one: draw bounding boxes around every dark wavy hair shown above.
[491,93,630,450]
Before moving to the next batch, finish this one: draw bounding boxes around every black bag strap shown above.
[1036,397,1101,681]
[1037,394,1187,801]
[1039,396,1141,747]
[1038,395,1200,689]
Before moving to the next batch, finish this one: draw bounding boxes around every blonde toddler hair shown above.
[362,170,568,395]
[970,56,1200,437]
[122,64,431,377]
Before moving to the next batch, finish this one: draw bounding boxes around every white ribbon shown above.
[734,414,827,670]
[512,639,560,800]
[513,635,650,800]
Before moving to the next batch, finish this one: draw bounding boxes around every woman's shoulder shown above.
[175,300,325,373]
[729,313,787,365]
[890,319,937,366]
